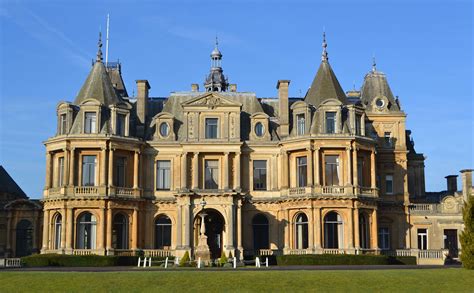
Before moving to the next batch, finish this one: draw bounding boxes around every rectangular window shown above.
[384,132,392,147]
[84,112,97,134]
[205,118,218,139]
[385,174,393,194]
[58,157,64,187]
[355,114,362,136]
[115,157,126,187]
[296,114,305,136]
[81,155,96,186]
[324,155,340,186]
[204,160,219,189]
[378,228,390,250]
[357,158,363,186]
[253,160,267,190]
[297,156,307,187]
[156,160,171,190]
[417,228,428,250]
[325,112,336,134]
[59,114,67,135]
[116,114,126,136]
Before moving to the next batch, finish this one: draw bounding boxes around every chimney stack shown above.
[460,169,473,201]
[445,175,458,193]
[230,84,237,92]
[277,80,290,137]
[136,80,150,138]
[191,84,199,92]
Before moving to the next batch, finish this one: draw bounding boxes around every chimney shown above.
[460,169,473,201]
[136,80,150,125]
[191,84,199,92]
[229,84,237,92]
[445,175,458,193]
[277,80,290,137]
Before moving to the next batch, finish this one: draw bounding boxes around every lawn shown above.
[0,268,472,292]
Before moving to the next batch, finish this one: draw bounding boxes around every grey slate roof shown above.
[0,165,27,199]
[304,61,348,107]
[360,70,400,112]
[74,61,123,106]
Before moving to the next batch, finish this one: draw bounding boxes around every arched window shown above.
[76,212,97,249]
[294,213,309,249]
[359,214,370,249]
[252,214,269,250]
[54,214,62,250]
[155,215,172,249]
[113,213,129,249]
[324,212,343,249]
[16,220,33,257]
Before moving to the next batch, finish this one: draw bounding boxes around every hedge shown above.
[21,254,139,267]
[276,254,416,266]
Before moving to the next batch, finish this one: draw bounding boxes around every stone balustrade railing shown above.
[0,258,22,268]
[142,249,174,257]
[322,186,346,195]
[74,186,100,195]
[409,204,438,214]
[255,249,281,256]
[72,249,98,256]
[114,249,136,256]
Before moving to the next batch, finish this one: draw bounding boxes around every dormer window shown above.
[205,118,218,139]
[355,114,362,136]
[116,114,126,136]
[59,114,67,135]
[296,114,305,136]
[159,122,170,137]
[325,112,336,134]
[84,112,97,134]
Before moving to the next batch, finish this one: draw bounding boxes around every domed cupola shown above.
[204,37,229,92]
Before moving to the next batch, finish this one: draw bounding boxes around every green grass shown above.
[0,269,472,292]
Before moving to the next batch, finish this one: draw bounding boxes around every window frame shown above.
[81,155,97,186]
[204,159,219,189]
[253,160,267,191]
[205,117,219,139]
[156,160,171,190]
[84,112,97,134]
[296,113,305,136]
[385,174,394,195]
[325,111,336,134]
[296,156,307,187]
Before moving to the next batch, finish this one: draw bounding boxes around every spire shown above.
[96,31,103,63]
[205,37,228,92]
[372,55,377,72]
[321,31,328,62]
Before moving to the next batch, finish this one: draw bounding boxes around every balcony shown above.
[409,203,439,214]
[142,249,175,258]
[322,186,346,195]
[45,186,141,198]
[109,187,141,198]
[281,186,378,198]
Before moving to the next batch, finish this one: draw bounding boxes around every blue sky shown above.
[0,0,472,198]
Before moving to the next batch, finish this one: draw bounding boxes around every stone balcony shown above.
[44,186,141,198]
[282,186,378,198]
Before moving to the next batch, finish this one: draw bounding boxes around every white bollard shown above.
[256,257,260,268]
[175,257,179,265]
[149,257,152,267]
[143,257,147,268]
[198,257,201,269]
[266,257,268,268]
[233,257,236,269]
[165,257,168,269]
[138,257,141,267]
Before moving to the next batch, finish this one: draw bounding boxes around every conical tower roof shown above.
[304,33,347,107]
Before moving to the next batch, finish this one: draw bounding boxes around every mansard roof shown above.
[74,61,123,106]
[0,165,27,199]
[360,69,400,112]
[304,61,348,107]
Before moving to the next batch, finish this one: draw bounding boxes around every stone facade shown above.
[34,34,473,262]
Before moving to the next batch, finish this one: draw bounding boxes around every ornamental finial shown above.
[96,31,103,62]
[322,31,328,62]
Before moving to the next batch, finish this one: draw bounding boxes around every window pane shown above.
[82,155,96,186]
[117,114,126,136]
[325,155,339,186]
[205,160,219,189]
[205,118,218,139]
[253,160,267,190]
[156,160,171,190]
[60,114,67,135]
[355,114,362,135]
[58,157,64,187]
[297,157,307,187]
[115,157,126,187]
[297,114,305,136]
[84,112,97,134]
[326,112,336,134]
[386,175,393,194]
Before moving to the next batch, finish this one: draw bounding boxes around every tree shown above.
[179,251,190,267]
[460,196,474,269]
[219,250,228,267]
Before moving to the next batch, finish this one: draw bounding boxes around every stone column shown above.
[106,206,113,252]
[144,208,152,249]
[100,148,107,186]
[63,148,69,186]
[45,151,52,189]
[226,203,235,250]
[314,208,322,250]
[283,209,290,252]
[314,147,320,186]
[131,208,138,250]
[42,209,50,251]
[133,151,139,189]
[234,152,241,190]
[308,206,314,250]
[371,150,376,189]
[353,208,360,249]
[61,208,67,249]
[181,153,187,190]
[223,152,229,190]
[371,209,379,250]
[99,208,105,252]
[192,152,199,189]
[346,147,352,186]
[281,151,289,189]
[108,148,114,187]
[347,208,354,250]
[183,199,191,249]
[237,201,243,254]
[69,148,75,186]
[176,204,182,248]
[66,208,73,251]
[353,147,359,191]
[307,148,313,186]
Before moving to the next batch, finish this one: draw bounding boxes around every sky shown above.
[0,0,472,199]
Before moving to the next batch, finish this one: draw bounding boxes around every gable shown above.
[181,92,242,109]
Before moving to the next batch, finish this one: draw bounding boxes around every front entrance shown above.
[444,229,458,257]
[194,209,224,259]
[16,219,33,257]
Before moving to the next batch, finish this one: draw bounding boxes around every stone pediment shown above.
[181,93,242,109]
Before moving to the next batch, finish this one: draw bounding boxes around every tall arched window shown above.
[155,215,172,249]
[54,214,62,250]
[359,214,370,249]
[16,219,33,257]
[113,213,129,249]
[294,213,309,249]
[76,212,97,249]
[252,214,269,250]
[324,212,344,249]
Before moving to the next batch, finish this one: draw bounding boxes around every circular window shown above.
[375,98,385,108]
[159,122,169,137]
[255,122,265,137]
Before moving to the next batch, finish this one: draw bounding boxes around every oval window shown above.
[159,122,169,137]
[255,122,265,137]
[375,98,385,108]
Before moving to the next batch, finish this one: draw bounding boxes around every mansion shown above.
[1,33,472,263]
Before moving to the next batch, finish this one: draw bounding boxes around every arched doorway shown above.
[252,214,269,250]
[294,213,309,249]
[324,211,344,249]
[113,213,129,249]
[155,215,172,249]
[194,209,224,259]
[16,219,33,257]
[76,212,97,249]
